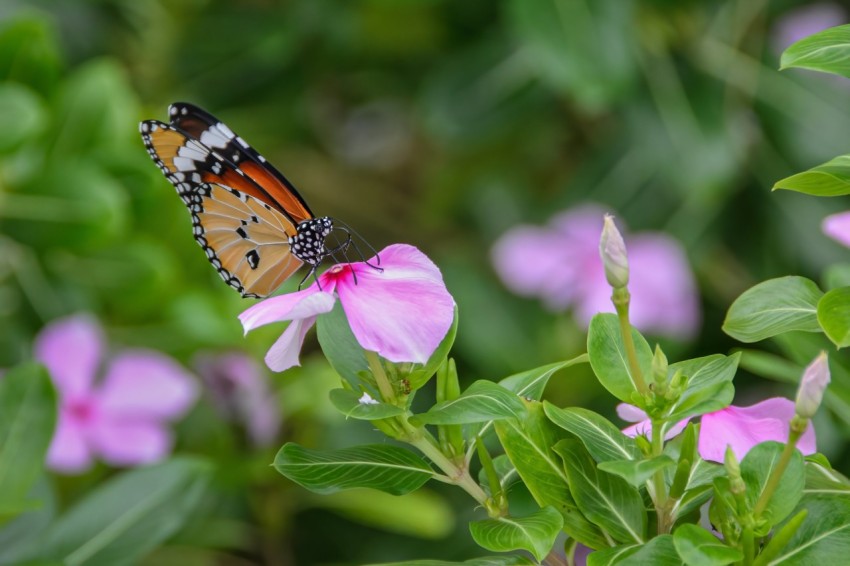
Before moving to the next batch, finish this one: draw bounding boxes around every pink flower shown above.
[195,352,282,446]
[240,244,455,372]
[698,398,817,463]
[616,403,690,441]
[823,211,850,248]
[34,314,197,474]
[492,204,701,338]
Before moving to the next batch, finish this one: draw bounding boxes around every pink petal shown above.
[265,315,319,372]
[34,314,103,399]
[491,225,576,303]
[46,409,93,474]
[97,350,198,421]
[334,244,455,364]
[698,398,816,462]
[89,418,172,466]
[626,235,701,339]
[239,288,336,332]
[622,417,689,441]
[822,211,850,248]
[617,403,649,423]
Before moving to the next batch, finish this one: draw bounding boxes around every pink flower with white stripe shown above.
[34,314,198,474]
[240,244,455,372]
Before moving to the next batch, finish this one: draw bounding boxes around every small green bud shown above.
[725,446,745,495]
[651,345,668,394]
[599,214,629,288]
[795,351,830,420]
[635,434,653,456]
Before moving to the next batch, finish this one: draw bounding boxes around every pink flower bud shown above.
[796,352,830,419]
[599,214,629,288]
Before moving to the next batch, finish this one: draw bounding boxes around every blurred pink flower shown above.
[773,3,846,53]
[34,314,197,474]
[616,403,690,441]
[822,211,850,248]
[195,352,281,446]
[491,204,700,338]
[240,244,455,372]
[698,398,817,463]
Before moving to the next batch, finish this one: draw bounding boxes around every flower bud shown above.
[651,345,669,393]
[795,352,830,419]
[724,445,745,495]
[599,214,629,288]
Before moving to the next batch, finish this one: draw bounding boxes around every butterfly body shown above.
[140,104,340,298]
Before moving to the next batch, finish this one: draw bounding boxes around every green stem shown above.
[753,418,805,518]
[741,527,755,566]
[651,419,670,533]
[407,433,490,509]
[365,350,397,405]
[476,438,506,513]
[612,288,648,395]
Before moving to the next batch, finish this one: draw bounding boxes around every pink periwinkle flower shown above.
[699,398,817,463]
[34,314,197,474]
[822,211,850,248]
[195,352,282,447]
[617,398,818,463]
[240,244,455,372]
[491,204,701,339]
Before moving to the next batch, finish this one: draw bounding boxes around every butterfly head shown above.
[290,217,334,265]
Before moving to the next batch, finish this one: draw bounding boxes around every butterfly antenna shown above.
[334,218,382,269]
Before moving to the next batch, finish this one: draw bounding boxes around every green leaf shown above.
[554,440,646,545]
[742,442,805,528]
[317,302,370,388]
[469,506,563,562]
[307,488,454,539]
[38,458,210,566]
[274,443,433,495]
[598,456,676,488]
[328,388,404,420]
[0,478,55,563]
[587,313,653,402]
[499,355,589,400]
[415,380,524,425]
[495,401,607,549]
[665,353,740,424]
[587,535,679,566]
[0,83,46,153]
[543,403,640,462]
[773,155,850,197]
[818,287,850,348]
[780,24,850,78]
[762,495,850,564]
[0,363,56,519]
[723,277,824,343]
[804,458,850,496]
[403,307,458,392]
[673,524,743,565]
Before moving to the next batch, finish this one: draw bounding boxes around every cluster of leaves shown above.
[273,295,850,564]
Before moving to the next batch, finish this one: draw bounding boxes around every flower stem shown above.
[407,432,490,509]
[651,419,670,533]
[753,417,806,518]
[612,287,648,395]
[365,350,397,405]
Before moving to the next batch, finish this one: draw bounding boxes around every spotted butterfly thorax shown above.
[140,103,338,298]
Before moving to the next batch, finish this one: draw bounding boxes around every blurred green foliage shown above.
[3,0,850,563]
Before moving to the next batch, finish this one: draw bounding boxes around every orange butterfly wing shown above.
[167,102,314,224]
[140,120,303,297]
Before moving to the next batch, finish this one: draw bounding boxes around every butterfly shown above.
[140,103,371,298]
